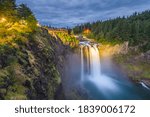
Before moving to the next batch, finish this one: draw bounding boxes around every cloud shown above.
[16,0,150,27]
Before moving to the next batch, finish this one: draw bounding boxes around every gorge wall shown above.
[0,28,68,100]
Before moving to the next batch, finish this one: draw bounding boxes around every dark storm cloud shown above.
[16,0,150,27]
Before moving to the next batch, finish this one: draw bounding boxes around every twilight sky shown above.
[16,0,150,27]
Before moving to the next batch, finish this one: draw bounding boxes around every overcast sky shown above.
[16,0,150,27]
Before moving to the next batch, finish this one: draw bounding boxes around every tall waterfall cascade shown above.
[80,41,118,91]
[80,43,101,80]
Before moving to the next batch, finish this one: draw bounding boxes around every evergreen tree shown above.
[17,4,37,30]
[17,4,33,19]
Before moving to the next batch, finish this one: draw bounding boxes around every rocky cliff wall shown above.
[0,28,67,100]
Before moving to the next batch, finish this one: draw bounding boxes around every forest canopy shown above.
[73,10,150,52]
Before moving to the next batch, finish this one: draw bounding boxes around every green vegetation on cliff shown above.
[0,0,64,99]
[48,29,79,48]
[56,32,79,48]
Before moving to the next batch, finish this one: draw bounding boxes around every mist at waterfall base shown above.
[64,41,150,100]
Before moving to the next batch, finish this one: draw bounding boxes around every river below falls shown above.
[83,76,150,100]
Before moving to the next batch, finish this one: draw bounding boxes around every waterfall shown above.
[89,44,101,78]
[80,41,118,91]
[80,43,101,81]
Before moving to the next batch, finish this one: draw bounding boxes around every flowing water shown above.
[79,41,150,100]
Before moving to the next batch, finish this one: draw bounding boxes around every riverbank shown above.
[113,50,150,88]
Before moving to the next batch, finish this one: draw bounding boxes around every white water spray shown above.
[80,45,84,81]
[140,82,150,90]
[80,42,119,92]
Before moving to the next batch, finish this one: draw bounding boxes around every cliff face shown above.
[112,45,150,87]
[97,41,150,85]
[113,50,150,80]
[0,28,67,100]
[98,42,129,57]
